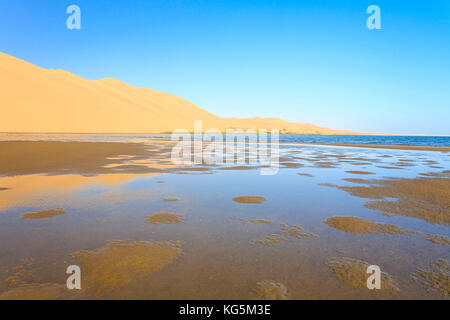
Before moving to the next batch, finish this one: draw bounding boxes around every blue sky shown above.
[1,0,449,134]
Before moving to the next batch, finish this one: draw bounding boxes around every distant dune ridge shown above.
[0,52,354,134]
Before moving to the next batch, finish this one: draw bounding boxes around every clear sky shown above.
[1,0,449,134]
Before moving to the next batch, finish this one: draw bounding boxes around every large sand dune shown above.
[0,52,354,134]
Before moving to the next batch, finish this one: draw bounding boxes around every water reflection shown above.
[0,142,448,299]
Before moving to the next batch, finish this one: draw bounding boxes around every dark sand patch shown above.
[394,162,416,167]
[413,259,449,296]
[0,283,67,300]
[281,162,304,168]
[156,180,166,183]
[162,198,179,202]
[0,187,10,191]
[233,196,266,204]
[4,258,36,287]
[337,176,450,225]
[250,281,289,300]
[377,166,404,170]
[313,164,338,168]
[109,164,149,171]
[71,240,183,293]
[294,157,319,162]
[281,224,316,239]
[249,219,273,224]
[318,183,339,188]
[349,162,372,166]
[342,178,374,184]
[146,212,184,224]
[250,234,285,246]
[327,257,399,292]
[324,216,407,235]
[0,141,148,176]
[0,258,78,300]
[21,208,67,220]
[250,223,315,245]
[297,173,314,177]
[345,171,375,175]
[232,218,273,224]
[422,234,450,245]
[419,171,450,177]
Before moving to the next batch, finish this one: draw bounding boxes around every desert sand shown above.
[0,52,355,134]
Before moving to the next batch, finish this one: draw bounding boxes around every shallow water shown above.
[1,133,449,147]
[0,139,449,299]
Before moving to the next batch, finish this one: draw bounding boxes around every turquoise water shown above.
[1,133,449,147]
[278,135,450,147]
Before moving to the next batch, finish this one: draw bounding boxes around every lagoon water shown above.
[1,133,449,147]
[0,135,448,299]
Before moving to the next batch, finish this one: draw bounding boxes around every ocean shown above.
[0,133,449,147]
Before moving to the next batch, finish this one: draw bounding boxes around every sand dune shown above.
[0,52,354,134]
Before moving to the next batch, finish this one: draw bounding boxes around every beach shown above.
[0,136,448,299]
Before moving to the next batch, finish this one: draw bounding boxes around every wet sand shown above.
[71,240,183,294]
[232,196,267,204]
[336,176,450,225]
[146,213,185,224]
[251,281,290,300]
[324,217,407,235]
[327,257,400,292]
[413,259,449,296]
[0,141,148,176]
[0,139,449,300]
[21,208,67,220]
[0,283,68,300]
